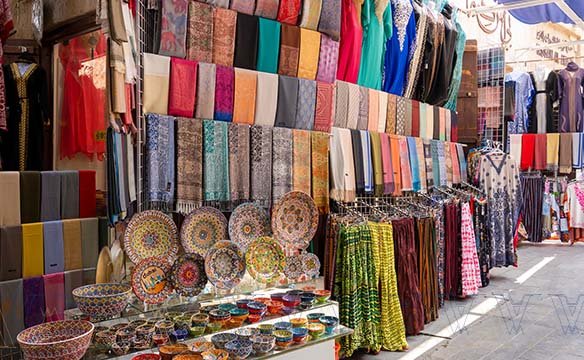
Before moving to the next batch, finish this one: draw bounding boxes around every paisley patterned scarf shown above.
[312,131,330,214]
[159,0,188,58]
[251,126,273,207]
[146,114,175,209]
[255,0,279,19]
[318,0,341,41]
[279,24,300,77]
[293,130,312,194]
[316,35,339,83]
[277,0,301,25]
[314,82,335,132]
[228,123,251,208]
[212,7,237,66]
[214,65,234,122]
[187,1,213,62]
[295,79,317,130]
[203,120,230,207]
[176,117,203,214]
[272,127,294,202]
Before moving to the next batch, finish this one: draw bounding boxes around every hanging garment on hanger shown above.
[558,62,584,132]
[337,0,363,83]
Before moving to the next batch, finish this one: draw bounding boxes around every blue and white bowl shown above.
[224,339,253,360]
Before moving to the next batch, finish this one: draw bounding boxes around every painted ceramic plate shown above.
[124,210,179,265]
[131,257,173,304]
[271,191,319,254]
[302,253,321,279]
[205,241,246,289]
[284,255,304,280]
[170,254,208,297]
[228,203,271,251]
[181,207,228,256]
[245,237,285,284]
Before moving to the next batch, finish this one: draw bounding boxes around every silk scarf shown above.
[415,138,427,191]
[143,53,170,115]
[176,118,203,213]
[362,130,374,193]
[234,13,259,70]
[358,86,369,130]
[231,0,256,15]
[0,226,22,280]
[378,91,388,133]
[203,120,230,206]
[411,100,420,137]
[298,29,321,80]
[311,131,330,214]
[251,126,273,207]
[520,134,535,171]
[370,131,384,196]
[546,133,560,171]
[212,7,237,66]
[346,82,360,129]
[228,123,251,207]
[146,114,175,209]
[316,35,339,83]
[187,1,213,62]
[300,0,323,29]
[79,170,97,218]
[195,62,216,120]
[275,75,299,128]
[255,0,279,18]
[351,130,365,194]
[169,58,197,117]
[43,273,64,322]
[407,137,421,192]
[233,68,257,125]
[19,171,40,223]
[296,79,317,130]
[386,93,397,134]
[257,18,281,73]
[214,65,234,121]
[40,171,59,222]
[277,0,301,25]
[293,130,312,194]
[368,89,380,132]
[22,223,43,278]
[534,134,547,170]
[334,81,349,128]
[279,24,300,77]
[255,72,279,126]
[273,127,294,202]
[380,133,394,194]
[159,0,188,58]
[318,0,341,40]
[43,221,64,275]
[390,135,402,195]
[399,137,413,191]
[314,82,335,132]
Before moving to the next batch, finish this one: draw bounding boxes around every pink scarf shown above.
[43,273,65,322]
[168,58,197,117]
[398,136,413,191]
[380,133,394,194]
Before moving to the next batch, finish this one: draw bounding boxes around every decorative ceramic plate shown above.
[301,253,321,279]
[96,246,113,284]
[132,257,173,304]
[245,237,285,284]
[284,255,304,280]
[170,254,208,297]
[271,191,319,254]
[181,207,228,256]
[228,203,271,251]
[124,210,179,265]
[205,241,246,289]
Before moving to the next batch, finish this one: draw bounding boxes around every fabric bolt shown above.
[292,130,312,194]
[195,62,216,119]
[411,100,420,137]
[231,0,256,15]
[158,0,188,58]
[395,96,405,135]
[399,137,413,191]
[460,202,482,296]
[520,134,536,171]
[272,127,294,202]
[146,114,175,209]
[43,273,64,321]
[39,171,60,222]
[255,72,279,126]
[169,58,197,117]
[143,53,170,115]
[314,82,335,132]
[23,277,45,328]
[572,132,584,169]
[78,170,96,218]
[250,126,273,207]
[424,139,434,188]
[19,172,40,223]
[203,120,230,206]
[351,130,365,194]
[534,134,547,170]
[22,223,43,278]
[0,226,22,281]
[361,131,374,193]
[415,138,427,190]
[256,18,281,73]
[386,93,397,134]
[316,35,339,83]
[370,132,384,196]
[509,134,523,167]
[346,83,360,129]
[560,133,573,174]
[336,0,362,83]
[0,279,24,346]
[187,1,213,62]
[298,29,321,80]
[233,69,257,125]
[404,99,412,136]
[389,135,402,195]
[214,65,235,121]
[295,79,317,130]
[357,86,370,130]
[176,118,203,213]
[63,219,82,271]
[279,24,300,77]
[311,131,330,214]
[546,133,560,170]
[255,0,279,18]
[407,137,421,191]
[234,13,259,70]
[368,89,380,132]
[449,142,460,184]
[43,221,64,275]
[212,7,237,66]
[378,91,388,133]
[228,123,251,206]
[275,75,299,128]
[334,81,349,128]
[380,133,394,194]
[277,0,301,24]
[318,0,341,40]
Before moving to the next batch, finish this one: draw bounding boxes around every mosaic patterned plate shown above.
[170,254,208,297]
[205,240,246,289]
[181,207,228,256]
[271,191,319,254]
[301,253,321,279]
[245,237,285,284]
[229,203,271,251]
[284,255,304,280]
[124,210,179,265]
[131,257,173,304]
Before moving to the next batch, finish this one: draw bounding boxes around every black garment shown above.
[414,10,438,102]
[234,13,259,70]
[350,129,364,194]
[504,81,516,124]
[527,72,538,134]
[547,70,560,133]
[1,63,49,171]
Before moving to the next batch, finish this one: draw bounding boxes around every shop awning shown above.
[494,0,584,25]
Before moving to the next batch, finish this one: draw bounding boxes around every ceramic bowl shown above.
[246,301,267,315]
[229,308,249,322]
[307,323,325,339]
[147,317,164,325]
[112,341,131,355]
[225,319,244,329]
[173,355,204,360]
[155,320,175,334]
[298,299,314,311]
[270,293,287,302]
[72,284,131,320]
[132,338,152,351]
[300,292,317,302]
[266,300,284,315]
[201,349,229,360]
[17,320,94,360]
[209,309,231,321]
[286,289,304,296]
[192,313,210,327]
[136,324,156,339]
[218,303,238,312]
[282,295,301,308]
[247,314,262,323]
[307,313,326,323]
[258,324,275,335]
[189,325,207,337]
[211,332,237,349]
[111,323,130,332]
[116,326,136,342]
[224,339,253,360]
[94,330,117,350]
[132,354,161,360]
[274,322,292,331]
[235,327,260,341]
[281,306,295,315]
[190,341,215,354]
[314,290,331,303]
[206,322,222,333]
[170,329,188,342]
[273,330,293,343]
[236,299,252,309]
[291,327,309,344]
[129,319,148,329]
[302,285,317,292]
[152,333,170,346]
[164,311,183,321]
[159,343,188,360]
[251,334,275,354]
[275,339,293,349]
[253,297,271,304]
[290,317,308,328]
[175,315,193,331]
[319,316,339,334]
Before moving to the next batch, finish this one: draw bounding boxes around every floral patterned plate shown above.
[131,257,173,304]
[181,207,228,256]
[228,203,271,251]
[205,241,246,289]
[245,237,285,284]
[284,255,304,281]
[170,254,208,297]
[124,210,179,265]
[271,191,319,255]
[301,253,321,279]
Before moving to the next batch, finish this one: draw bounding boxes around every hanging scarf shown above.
[411,100,420,137]
[390,135,402,195]
[277,0,301,25]
[60,171,80,219]
[233,69,257,125]
[43,221,64,275]
[368,90,380,132]
[300,0,323,29]
[427,105,435,139]
[316,35,339,83]
[255,0,279,18]
[80,218,99,268]
[176,118,203,213]
[43,273,65,322]
[404,99,412,136]
[370,131,384,196]
[450,142,460,184]
[109,40,127,114]
[456,143,467,182]
[509,134,522,167]
[296,79,317,130]
[439,108,446,141]
[378,92,388,133]
[64,270,83,310]
[358,86,369,130]
[407,137,421,191]
[251,126,273,207]
[63,219,82,271]
[460,202,482,296]
[159,0,188,58]
[314,82,335,132]
[231,0,255,15]
[0,226,21,280]
[19,172,40,223]
[22,223,43,278]
[275,75,299,128]
[203,120,230,207]
[396,96,406,135]
[318,0,341,40]
[255,72,279,126]
[346,83,360,129]
[273,127,294,202]
[212,7,237,66]
[279,24,300,77]
[436,141,447,186]
[351,130,365,194]
[293,130,312,194]
[24,276,45,328]
[40,171,60,222]
[298,29,321,80]
[341,128,357,201]
[415,138,427,191]
[362,131,374,193]
[334,81,349,128]
[444,110,451,141]
[380,133,394,194]
[146,114,175,209]
[143,53,170,115]
[450,111,458,142]
[311,131,330,214]
[187,1,213,62]
[572,133,584,169]
[398,137,413,191]
[257,18,281,73]
[234,13,259,70]
[214,65,234,122]
[419,103,427,138]
[109,0,128,42]
[424,139,434,188]
[431,140,441,186]
[534,133,547,171]
[195,62,216,120]
[169,58,197,118]
[228,123,251,208]
[79,170,97,218]
[106,130,120,223]
[386,94,397,134]
[330,127,345,201]
[444,141,453,186]
[559,133,573,174]
[546,133,560,171]
[0,279,24,343]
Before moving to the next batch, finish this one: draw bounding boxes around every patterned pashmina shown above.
[143,53,170,115]
[399,136,413,191]
[415,138,427,191]
[22,223,43,277]
[298,29,321,80]
[19,172,40,223]
[255,0,279,18]
[214,65,234,121]
[43,273,64,322]
[404,99,412,136]
[272,127,294,202]
[293,130,312,194]
[450,142,460,184]
[312,131,330,214]
[176,118,203,213]
[0,226,22,281]
[60,171,80,219]
[334,81,349,128]
[257,18,281,73]
[380,133,394,194]
[357,86,369,130]
[204,120,230,206]
[386,94,397,134]
[456,144,467,182]
[396,96,406,135]
[424,139,434,188]
[24,277,44,328]
[559,133,573,174]
[42,221,64,275]
[146,114,175,209]
[318,0,341,40]
[368,89,379,132]
[277,0,301,24]
[228,123,251,207]
[351,130,365,193]
[314,82,335,132]
[390,135,402,195]
[279,24,300,77]
[362,131,374,193]
[234,13,259,70]
[407,137,421,192]
[187,1,213,62]
[251,126,273,207]
[295,79,317,130]
[411,100,420,137]
[300,0,323,29]
[233,69,257,125]
[212,7,237,66]
[255,72,279,126]
[346,83,360,129]
[159,0,188,58]
[460,202,482,296]
[316,35,339,83]
[436,141,447,186]
[378,91,388,133]
[546,133,560,170]
[169,58,197,117]
[40,171,59,222]
[370,132,384,196]
[431,140,441,186]
[275,76,299,128]
[231,0,256,14]
[195,62,216,119]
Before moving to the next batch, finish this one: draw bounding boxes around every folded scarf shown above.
[275,75,299,128]
[44,273,65,321]
[431,140,441,187]
[370,131,384,196]
[546,133,560,171]
[24,276,45,328]
[300,0,323,29]
[214,65,235,121]
[39,171,60,222]
[450,142,460,185]
[63,219,82,271]
[318,0,341,40]
[427,105,435,139]
[195,62,216,119]
[60,171,79,219]
[573,133,584,169]
[187,1,213,62]
[437,141,447,186]
[234,13,258,70]
[43,221,64,275]
[509,134,522,167]
[535,133,547,170]
[22,223,43,278]
[212,7,237,66]
[351,130,365,194]
[390,135,402,195]
[146,114,175,209]
[521,134,536,171]
[312,132,330,214]
[396,96,406,135]
[450,111,458,142]
[407,137,421,192]
[399,137,413,191]
[233,69,257,125]
[424,139,434,188]
[228,123,251,207]
[255,72,279,126]
[256,18,281,73]
[0,226,22,281]
[143,53,170,115]
[380,133,394,194]
[64,270,83,310]
[330,128,345,201]
[334,81,349,128]
[368,89,379,132]
[298,29,321,80]
[292,130,312,194]
[277,0,301,24]
[444,110,451,141]
[176,118,203,213]
[273,127,294,202]
[255,0,279,18]
[169,58,197,117]
[0,279,24,345]
[411,100,420,137]
[203,120,230,206]
[358,86,369,130]
[279,24,300,76]
[346,82,360,129]
[316,35,339,83]
[231,0,255,15]
[456,144,467,182]
[20,171,40,223]
[158,0,187,58]
[386,94,397,134]
[419,103,427,139]
[434,106,440,140]
[79,170,96,218]
[416,138,427,190]
[444,141,453,186]
[378,92,388,133]
[251,126,273,207]
[314,82,335,132]
[362,131,374,193]
[404,99,412,136]
[296,79,317,130]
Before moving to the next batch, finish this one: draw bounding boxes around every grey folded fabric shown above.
[43,221,65,275]
[0,226,22,281]
[40,171,61,221]
[0,279,24,346]
[64,270,84,310]
[60,171,79,219]
[80,218,99,269]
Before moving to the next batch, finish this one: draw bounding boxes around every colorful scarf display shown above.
[169,58,197,117]
[60,171,79,220]
[444,141,453,186]
[234,13,258,70]
[404,99,412,136]
[424,139,434,188]
[255,0,279,18]
[411,100,420,137]
[257,18,281,73]
[204,120,230,206]
[143,53,170,115]
[419,103,426,139]
[431,140,441,186]
[300,0,323,29]
[450,142,460,184]
[277,0,301,25]
[298,29,321,80]
[212,7,237,66]
[436,141,447,186]
[195,62,216,119]
[273,127,294,202]
[64,270,83,310]
[251,126,273,207]
[456,143,467,182]
[255,72,279,126]
[176,118,203,213]
[314,82,335,132]
[228,123,251,207]
[509,134,522,166]
[0,172,19,225]
[279,24,300,77]
[214,65,235,122]
[296,79,317,130]
[43,220,64,275]
[396,96,405,135]
[318,0,341,40]
[275,76,299,128]
[312,131,330,214]
[293,130,312,194]
[159,0,188,58]
[233,69,257,125]
[146,114,175,209]
[0,226,22,281]
[187,1,213,62]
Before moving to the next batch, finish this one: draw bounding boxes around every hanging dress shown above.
[558,62,584,133]
[337,0,364,83]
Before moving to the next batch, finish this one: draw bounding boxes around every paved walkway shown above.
[352,241,584,360]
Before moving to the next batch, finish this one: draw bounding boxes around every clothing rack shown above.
[506,56,584,66]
